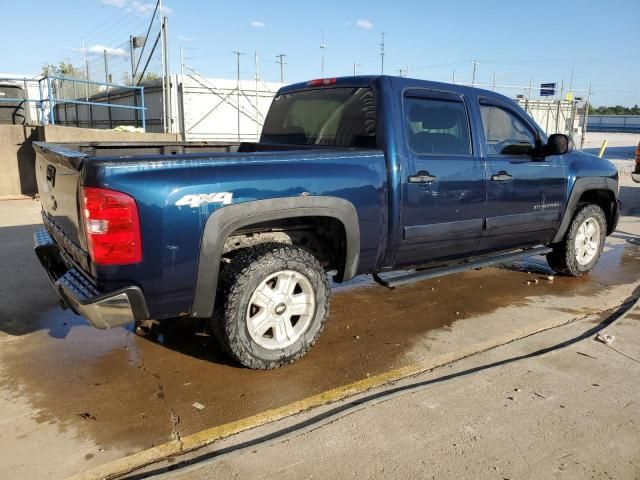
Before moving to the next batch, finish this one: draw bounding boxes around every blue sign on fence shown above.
[540,83,556,97]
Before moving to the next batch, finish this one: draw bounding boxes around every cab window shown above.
[404,97,472,155]
[480,104,536,156]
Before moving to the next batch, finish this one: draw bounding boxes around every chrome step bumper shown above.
[33,228,149,329]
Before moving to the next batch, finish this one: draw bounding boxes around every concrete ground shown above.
[0,152,638,479]
[167,296,640,480]
[581,132,639,174]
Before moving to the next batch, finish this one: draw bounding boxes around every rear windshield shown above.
[261,87,376,148]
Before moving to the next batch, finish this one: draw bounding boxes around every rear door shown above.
[476,98,567,254]
[394,89,485,268]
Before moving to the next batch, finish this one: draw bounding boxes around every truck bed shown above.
[54,141,353,158]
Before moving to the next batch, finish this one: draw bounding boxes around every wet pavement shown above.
[1,181,639,479]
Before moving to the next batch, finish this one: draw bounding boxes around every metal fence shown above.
[51,76,147,130]
[0,75,146,129]
[587,115,640,133]
[515,98,584,138]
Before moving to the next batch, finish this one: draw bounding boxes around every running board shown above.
[372,247,552,289]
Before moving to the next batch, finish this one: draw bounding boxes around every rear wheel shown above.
[547,203,606,276]
[211,243,330,369]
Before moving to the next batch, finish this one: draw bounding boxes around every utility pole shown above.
[180,45,184,78]
[581,83,592,150]
[159,0,167,132]
[452,70,456,84]
[254,52,260,139]
[320,30,326,76]
[275,54,286,83]
[103,49,110,88]
[380,32,385,74]
[233,51,245,142]
[568,68,574,97]
[129,35,136,84]
[471,60,479,86]
[353,62,361,76]
[82,39,89,99]
[492,73,496,91]
[162,15,172,133]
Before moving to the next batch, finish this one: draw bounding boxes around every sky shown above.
[1,0,639,106]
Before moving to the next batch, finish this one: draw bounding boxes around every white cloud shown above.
[250,21,266,28]
[178,35,195,42]
[355,19,373,29]
[87,44,128,57]
[100,0,172,16]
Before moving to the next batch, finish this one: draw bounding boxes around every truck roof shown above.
[278,75,515,105]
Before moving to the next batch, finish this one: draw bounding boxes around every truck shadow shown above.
[0,223,89,338]
[620,186,640,217]
[137,319,238,367]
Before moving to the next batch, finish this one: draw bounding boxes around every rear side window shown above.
[404,97,472,155]
[261,87,376,148]
[480,105,536,155]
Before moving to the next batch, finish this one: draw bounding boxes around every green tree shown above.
[41,60,82,78]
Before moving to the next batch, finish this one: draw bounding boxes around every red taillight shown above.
[307,77,337,87]
[81,187,142,265]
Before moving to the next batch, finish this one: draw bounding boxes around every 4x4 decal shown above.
[175,192,233,208]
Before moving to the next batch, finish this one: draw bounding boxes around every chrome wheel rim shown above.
[246,270,316,350]
[574,217,601,266]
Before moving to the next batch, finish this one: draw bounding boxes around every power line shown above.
[133,0,161,79]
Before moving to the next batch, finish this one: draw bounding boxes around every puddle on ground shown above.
[1,225,640,459]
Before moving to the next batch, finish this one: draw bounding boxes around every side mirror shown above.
[545,134,573,156]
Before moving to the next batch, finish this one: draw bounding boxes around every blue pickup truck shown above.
[33,75,619,369]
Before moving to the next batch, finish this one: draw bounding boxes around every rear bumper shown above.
[33,228,149,329]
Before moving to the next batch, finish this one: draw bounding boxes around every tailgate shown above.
[33,142,90,268]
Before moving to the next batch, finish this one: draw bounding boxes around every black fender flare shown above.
[552,177,618,243]
[190,196,360,318]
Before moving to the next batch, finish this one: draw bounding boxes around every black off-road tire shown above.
[210,243,330,369]
[546,203,607,277]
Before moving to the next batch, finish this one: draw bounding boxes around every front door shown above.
[394,90,485,268]
[476,99,567,255]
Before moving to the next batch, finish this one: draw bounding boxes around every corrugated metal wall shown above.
[53,75,282,139]
[180,76,281,142]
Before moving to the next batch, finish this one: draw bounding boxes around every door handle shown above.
[46,164,56,187]
[408,171,437,184]
[491,171,513,182]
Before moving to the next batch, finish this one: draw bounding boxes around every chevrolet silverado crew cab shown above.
[34,76,620,369]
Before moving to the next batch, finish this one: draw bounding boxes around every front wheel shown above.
[547,203,606,276]
[211,243,330,369]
